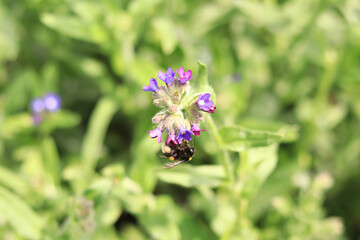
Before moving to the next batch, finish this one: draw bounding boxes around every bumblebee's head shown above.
[186,147,195,158]
[189,148,194,155]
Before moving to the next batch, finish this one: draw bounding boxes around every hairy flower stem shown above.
[205,115,234,185]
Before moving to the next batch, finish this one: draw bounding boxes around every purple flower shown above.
[177,126,194,143]
[148,128,163,143]
[197,93,216,113]
[30,98,45,114]
[166,133,179,145]
[142,77,159,92]
[43,93,61,112]
[191,123,205,137]
[158,68,176,84]
[178,67,193,84]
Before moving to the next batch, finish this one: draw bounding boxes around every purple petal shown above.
[166,134,178,145]
[178,67,193,84]
[178,67,185,77]
[200,93,211,101]
[177,126,195,142]
[158,70,173,84]
[43,93,61,112]
[167,67,174,76]
[198,93,216,113]
[191,123,205,137]
[148,128,163,143]
[185,70,193,79]
[158,71,166,81]
[142,78,159,92]
[30,98,45,114]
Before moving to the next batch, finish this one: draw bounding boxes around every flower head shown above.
[198,93,216,113]
[142,77,159,92]
[143,65,216,149]
[178,67,193,84]
[30,92,62,126]
[43,93,61,112]
[191,123,205,137]
[158,68,176,84]
[177,126,195,143]
[30,98,45,114]
[148,128,163,143]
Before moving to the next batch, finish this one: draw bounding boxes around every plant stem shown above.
[205,115,234,185]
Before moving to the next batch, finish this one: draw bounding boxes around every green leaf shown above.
[219,126,283,152]
[157,165,225,188]
[41,13,108,43]
[0,186,43,239]
[239,144,279,200]
[129,137,159,193]
[248,161,298,220]
[81,97,118,170]
[40,136,61,187]
[112,177,148,214]
[151,18,177,55]
[139,195,181,240]
[0,165,28,195]
[239,118,300,142]
[1,113,33,139]
[197,61,216,103]
[41,110,81,133]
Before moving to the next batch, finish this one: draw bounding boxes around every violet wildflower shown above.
[191,123,205,137]
[30,98,45,114]
[43,93,61,112]
[143,66,216,146]
[177,126,195,143]
[197,93,216,113]
[158,67,176,84]
[148,128,163,143]
[178,67,193,84]
[142,77,159,92]
[29,92,62,125]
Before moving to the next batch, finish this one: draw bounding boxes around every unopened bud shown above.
[172,92,181,103]
[162,95,171,106]
[153,99,165,107]
[152,112,166,123]
[168,104,179,114]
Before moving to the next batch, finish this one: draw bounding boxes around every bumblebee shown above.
[162,140,194,169]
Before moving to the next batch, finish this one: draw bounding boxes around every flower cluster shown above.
[30,93,61,125]
[143,67,216,145]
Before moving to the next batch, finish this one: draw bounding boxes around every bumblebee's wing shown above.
[163,160,185,169]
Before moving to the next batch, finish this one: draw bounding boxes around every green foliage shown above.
[0,0,358,239]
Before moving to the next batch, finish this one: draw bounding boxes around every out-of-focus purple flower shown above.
[32,114,43,126]
[43,93,61,112]
[166,133,179,145]
[148,128,163,143]
[177,126,194,143]
[197,93,216,113]
[191,123,205,137]
[158,68,176,84]
[142,77,159,92]
[178,67,193,84]
[30,98,45,114]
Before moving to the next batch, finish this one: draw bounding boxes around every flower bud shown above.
[172,92,181,103]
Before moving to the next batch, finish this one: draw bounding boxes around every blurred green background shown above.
[1,0,360,239]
